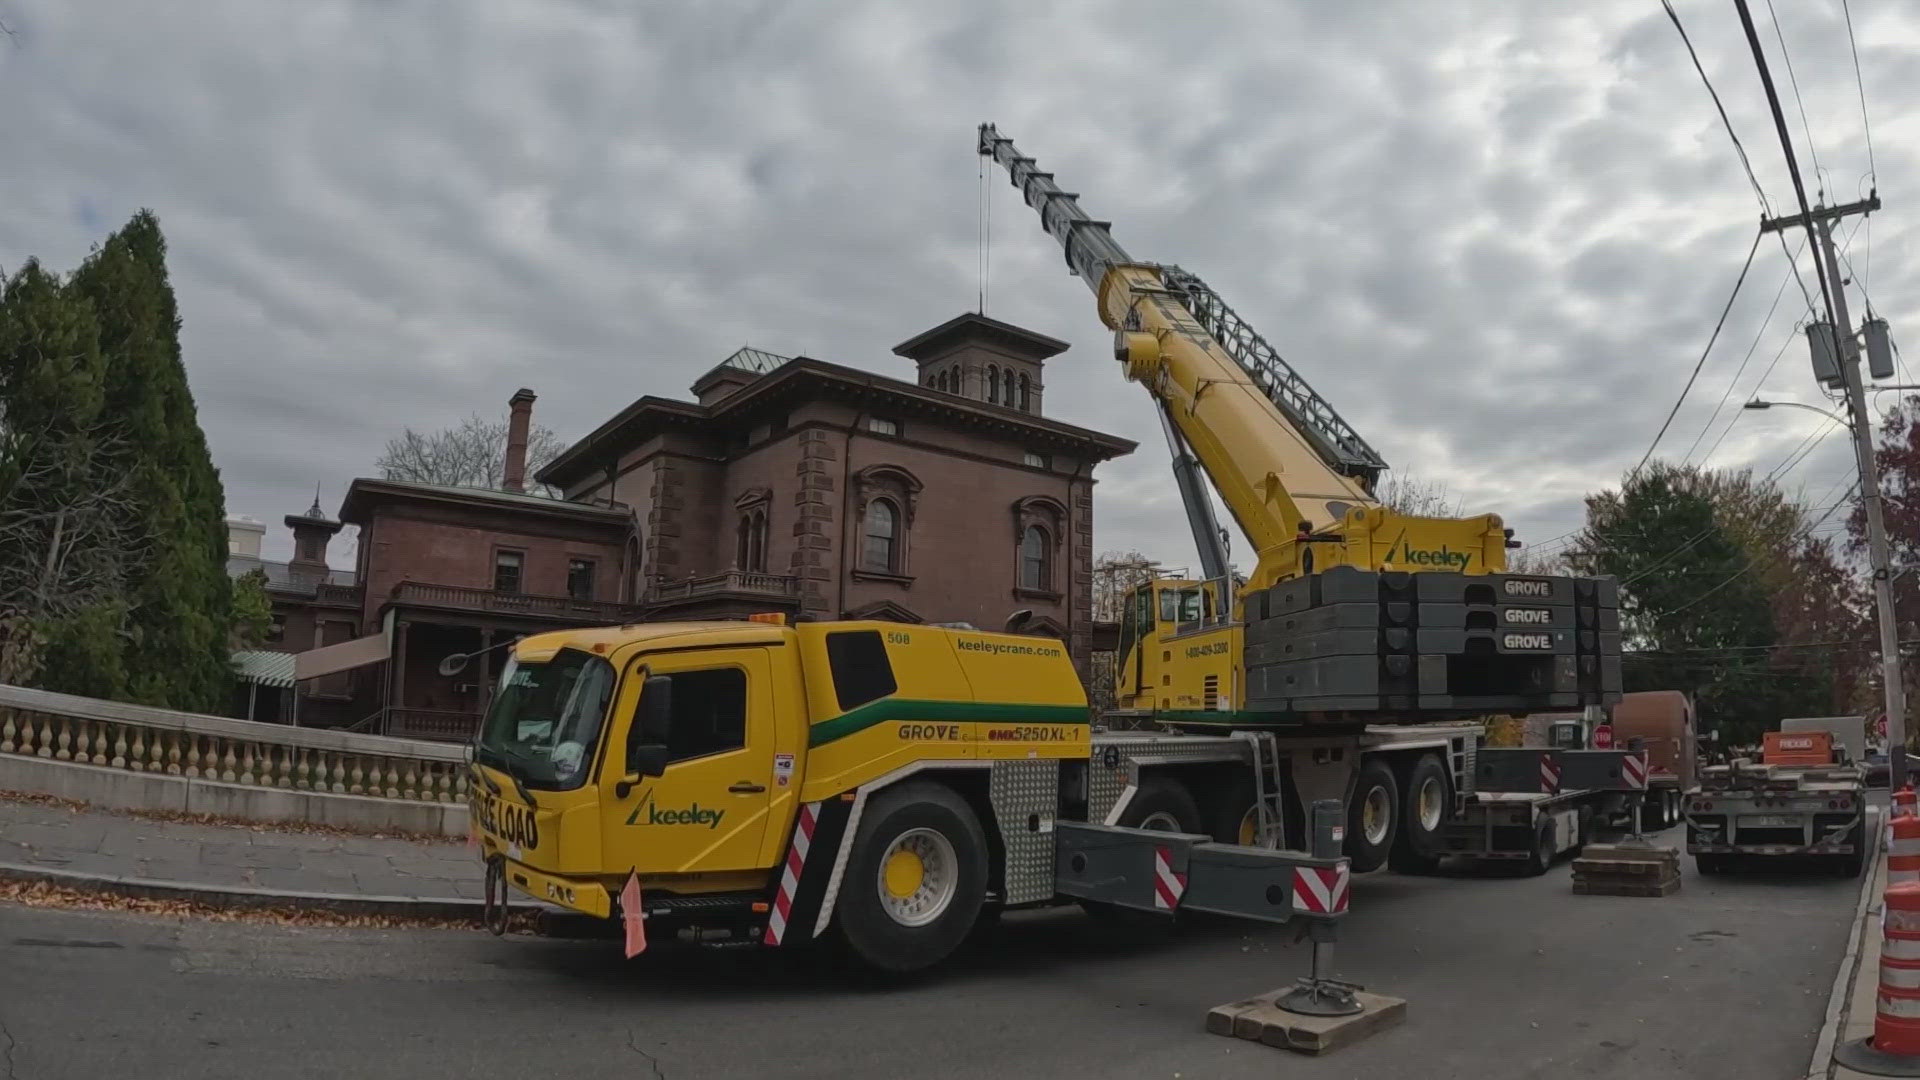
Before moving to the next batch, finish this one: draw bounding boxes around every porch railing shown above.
[390,580,644,623]
[647,569,801,604]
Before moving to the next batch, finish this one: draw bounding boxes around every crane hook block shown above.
[1113,329,1161,381]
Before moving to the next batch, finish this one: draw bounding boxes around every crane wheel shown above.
[1347,760,1399,873]
[1525,820,1556,877]
[1119,776,1203,835]
[1083,777,1202,925]
[833,781,987,976]
[1393,754,1449,860]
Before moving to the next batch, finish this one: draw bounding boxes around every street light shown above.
[1743,398,1851,427]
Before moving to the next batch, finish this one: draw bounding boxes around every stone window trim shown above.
[733,487,773,573]
[1012,494,1065,595]
[853,464,924,530]
[843,599,924,623]
[1010,495,1067,550]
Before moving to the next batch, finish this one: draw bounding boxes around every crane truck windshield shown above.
[475,649,615,791]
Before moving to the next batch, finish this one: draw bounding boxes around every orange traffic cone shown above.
[1836,882,1920,1074]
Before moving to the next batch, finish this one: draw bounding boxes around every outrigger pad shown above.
[1206,989,1407,1055]
[1240,566,1622,722]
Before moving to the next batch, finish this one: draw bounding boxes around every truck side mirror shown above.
[638,675,673,744]
[627,743,668,780]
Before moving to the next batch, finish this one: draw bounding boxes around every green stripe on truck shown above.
[807,699,1090,747]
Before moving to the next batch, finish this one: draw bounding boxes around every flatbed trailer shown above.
[1684,761,1866,876]
[1437,747,1653,873]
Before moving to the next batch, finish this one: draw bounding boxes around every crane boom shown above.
[977,123,1621,727]
[977,126,1386,490]
[978,123,1505,592]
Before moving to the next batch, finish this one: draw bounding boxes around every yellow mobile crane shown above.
[978,124,1622,725]
[466,130,1640,988]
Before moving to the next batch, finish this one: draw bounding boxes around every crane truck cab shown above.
[470,615,1353,974]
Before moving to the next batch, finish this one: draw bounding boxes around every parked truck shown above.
[1683,718,1867,877]
[468,616,1643,976]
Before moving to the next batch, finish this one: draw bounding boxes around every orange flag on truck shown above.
[621,871,647,958]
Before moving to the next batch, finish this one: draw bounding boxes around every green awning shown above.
[232,650,297,689]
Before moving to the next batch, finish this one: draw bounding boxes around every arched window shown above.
[862,499,899,574]
[1019,525,1050,590]
[737,510,767,572]
[1018,373,1031,412]
[1003,368,1017,406]
[987,365,1000,404]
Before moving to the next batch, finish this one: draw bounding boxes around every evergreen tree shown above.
[0,260,131,694]
[68,211,233,713]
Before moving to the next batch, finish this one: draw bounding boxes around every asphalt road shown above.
[0,822,1865,1080]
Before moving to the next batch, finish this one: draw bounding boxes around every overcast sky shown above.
[3,0,1917,571]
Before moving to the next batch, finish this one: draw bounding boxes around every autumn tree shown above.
[1568,461,1862,741]
[1850,394,1920,737]
[377,414,565,494]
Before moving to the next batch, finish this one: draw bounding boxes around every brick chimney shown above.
[503,388,536,493]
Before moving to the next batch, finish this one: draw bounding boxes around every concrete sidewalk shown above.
[1821,806,1896,1079]
[0,795,481,904]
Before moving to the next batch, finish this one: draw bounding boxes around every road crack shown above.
[625,1027,666,1080]
[1,1008,18,1080]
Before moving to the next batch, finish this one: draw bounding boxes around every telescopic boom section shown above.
[977,124,1507,591]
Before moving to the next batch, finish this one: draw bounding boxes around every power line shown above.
[1840,0,1877,184]
[1661,483,1857,617]
[1661,0,1769,212]
[1763,0,1825,196]
[1734,0,1844,355]
[1700,319,1808,463]
[1684,241,1806,464]
[1633,229,1765,477]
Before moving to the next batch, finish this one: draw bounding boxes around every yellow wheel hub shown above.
[883,847,926,899]
[1238,809,1258,846]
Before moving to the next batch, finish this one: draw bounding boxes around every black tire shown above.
[1082,776,1203,925]
[832,781,988,976]
[1835,821,1867,878]
[1695,853,1727,876]
[1346,759,1399,874]
[1395,754,1450,860]
[1526,820,1556,876]
[1205,776,1261,847]
[1117,775,1203,835]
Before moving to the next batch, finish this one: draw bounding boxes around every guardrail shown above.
[0,682,470,805]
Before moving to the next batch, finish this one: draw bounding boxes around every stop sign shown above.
[1592,724,1614,750]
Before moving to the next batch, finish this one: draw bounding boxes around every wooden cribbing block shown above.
[1205,989,1407,1055]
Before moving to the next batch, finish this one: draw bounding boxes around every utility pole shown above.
[1761,195,1905,787]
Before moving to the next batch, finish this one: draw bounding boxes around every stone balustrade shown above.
[0,682,470,807]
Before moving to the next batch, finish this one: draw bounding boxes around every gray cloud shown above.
[1,0,1913,576]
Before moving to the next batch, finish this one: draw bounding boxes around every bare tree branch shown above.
[375,413,565,495]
